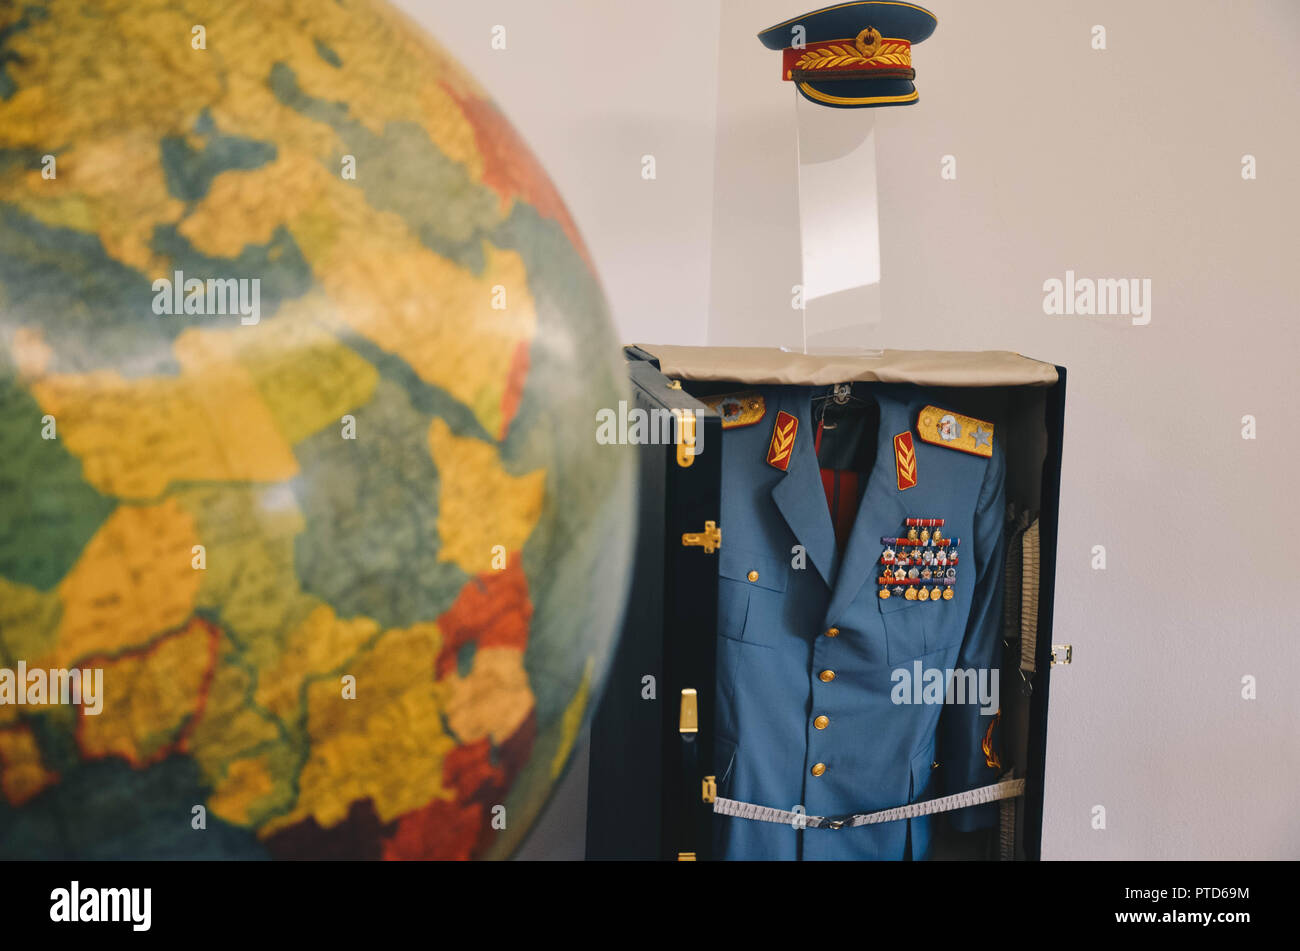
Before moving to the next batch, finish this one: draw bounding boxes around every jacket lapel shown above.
[824,390,911,624]
[769,387,839,589]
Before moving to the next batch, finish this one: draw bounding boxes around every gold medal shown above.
[942,587,953,601]
[918,588,930,602]
[879,587,890,599]
[905,587,917,601]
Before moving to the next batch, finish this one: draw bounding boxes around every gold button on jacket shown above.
[814,715,829,730]
[818,669,835,683]
[811,763,826,777]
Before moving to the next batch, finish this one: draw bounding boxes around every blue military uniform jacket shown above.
[712,383,1006,860]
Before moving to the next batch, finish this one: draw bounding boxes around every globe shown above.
[0,0,634,858]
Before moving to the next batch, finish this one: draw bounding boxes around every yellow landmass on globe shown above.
[2,0,533,441]
[77,619,215,765]
[207,754,277,827]
[0,0,492,299]
[323,236,537,440]
[186,0,485,166]
[185,659,296,826]
[0,726,58,806]
[171,138,535,440]
[428,419,545,575]
[48,500,201,668]
[440,647,534,746]
[172,310,379,445]
[0,576,62,681]
[30,354,299,500]
[255,0,487,164]
[171,484,311,673]
[0,132,186,278]
[0,1,216,277]
[254,604,381,723]
[260,621,458,836]
[177,155,338,261]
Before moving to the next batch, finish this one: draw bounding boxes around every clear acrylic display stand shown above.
[787,89,884,357]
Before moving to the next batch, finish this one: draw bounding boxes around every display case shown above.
[587,344,1068,861]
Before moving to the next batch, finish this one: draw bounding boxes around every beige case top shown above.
[631,345,1059,388]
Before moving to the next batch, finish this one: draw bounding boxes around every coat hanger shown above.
[811,383,870,428]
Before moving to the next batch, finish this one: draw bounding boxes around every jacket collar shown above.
[768,384,915,616]
[769,386,839,589]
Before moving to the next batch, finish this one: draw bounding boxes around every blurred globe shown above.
[0,0,632,858]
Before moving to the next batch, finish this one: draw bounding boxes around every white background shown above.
[397,0,1300,859]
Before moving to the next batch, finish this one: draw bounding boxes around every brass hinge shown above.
[702,775,716,804]
[1050,644,1073,666]
[681,520,721,553]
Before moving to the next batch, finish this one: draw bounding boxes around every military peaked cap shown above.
[758,1,938,108]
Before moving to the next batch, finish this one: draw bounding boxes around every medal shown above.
[892,517,958,604]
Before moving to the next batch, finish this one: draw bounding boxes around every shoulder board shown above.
[697,390,766,429]
[916,405,994,457]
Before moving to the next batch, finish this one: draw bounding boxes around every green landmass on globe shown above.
[0,0,633,858]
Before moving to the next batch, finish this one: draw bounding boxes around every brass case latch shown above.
[679,688,699,734]
[681,520,721,554]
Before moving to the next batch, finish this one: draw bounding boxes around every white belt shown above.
[712,776,1024,830]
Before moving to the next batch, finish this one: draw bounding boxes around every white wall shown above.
[401,0,1300,860]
